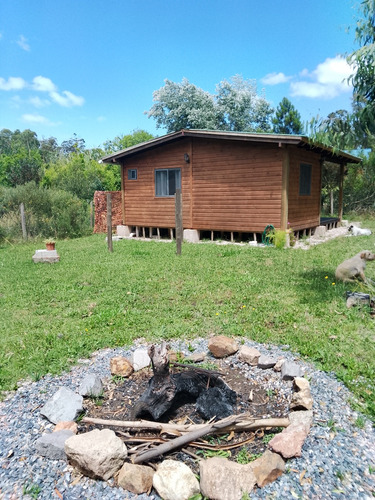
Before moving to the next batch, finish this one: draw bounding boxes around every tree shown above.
[61,133,86,156]
[147,75,274,133]
[348,0,375,139]
[272,97,303,134]
[103,129,154,153]
[0,150,43,187]
[216,75,274,132]
[147,78,218,133]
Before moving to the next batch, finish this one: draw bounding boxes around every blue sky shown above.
[0,0,359,148]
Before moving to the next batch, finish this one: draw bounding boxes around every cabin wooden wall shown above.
[287,149,321,230]
[122,140,192,228]
[121,137,323,234]
[191,138,283,232]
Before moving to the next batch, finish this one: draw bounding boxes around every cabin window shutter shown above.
[299,163,312,196]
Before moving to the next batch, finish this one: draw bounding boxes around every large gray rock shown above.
[199,457,256,500]
[65,429,127,480]
[35,430,74,460]
[78,374,103,397]
[257,355,277,369]
[280,360,303,380]
[117,463,154,494]
[153,460,200,500]
[40,387,83,424]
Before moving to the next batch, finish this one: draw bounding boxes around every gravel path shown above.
[0,338,374,500]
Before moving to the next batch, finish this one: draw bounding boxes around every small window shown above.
[299,163,312,196]
[155,168,181,197]
[128,169,137,180]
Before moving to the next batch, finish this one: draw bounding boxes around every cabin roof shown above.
[101,129,361,165]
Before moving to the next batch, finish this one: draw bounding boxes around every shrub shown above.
[0,182,91,240]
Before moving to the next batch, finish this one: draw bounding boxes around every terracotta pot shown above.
[46,242,55,251]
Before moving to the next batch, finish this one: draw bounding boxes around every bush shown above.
[0,182,91,240]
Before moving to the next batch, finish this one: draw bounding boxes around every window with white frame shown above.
[155,168,181,196]
[299,163,312,196]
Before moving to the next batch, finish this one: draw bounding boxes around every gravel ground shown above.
[0,338,374,500]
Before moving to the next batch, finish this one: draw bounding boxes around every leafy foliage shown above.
[147,75,274,133]
[0,182,90,239]
[103,129,154,153]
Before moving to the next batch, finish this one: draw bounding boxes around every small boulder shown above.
[65,429,127,480]
[269,410,313,458]
[153,460,200,500]
[257,355,277,369]
[132,348,151,371]
[280,360,303,380]
[199,457,256,500]
[208,336,239,358]
[185,352,206,363]
[117,463,154,494]
[290,377,313,411]
[40,387,83,424]
[273,358,285,372]
[78,374,103,397]
[35,430,74,460]
[110,357,134,377]
[251,449,285,487]
[238,345,260,365]
[54,421,78,434]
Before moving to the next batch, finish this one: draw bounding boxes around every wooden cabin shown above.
[102,130,360,242]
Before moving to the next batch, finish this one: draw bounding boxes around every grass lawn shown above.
[0,227,374,421]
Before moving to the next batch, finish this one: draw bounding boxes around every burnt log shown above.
[131,342,237,421]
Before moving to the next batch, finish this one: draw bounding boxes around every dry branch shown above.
[132,415,239,464]
[81,415,289,436]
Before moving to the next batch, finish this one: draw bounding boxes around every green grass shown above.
[0,229,374,421]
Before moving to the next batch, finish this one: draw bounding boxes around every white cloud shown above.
[22,113,59,126]
[49,90,85,107]
[96,116,106,122]
[32,76,57,92]
[290,56,353,99]
[261,72,292,85]
[29,96,50,108]
[17,35,30,52]
[0,76,27,91]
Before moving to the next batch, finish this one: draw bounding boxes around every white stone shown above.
[313,226,326,238]
[183,229,200,243]
[78,374,103,397]
[132,348,151,371]
[65,429,127,480]
[32,249,60,263]
[117,225,131,237]
[153,460,200,500]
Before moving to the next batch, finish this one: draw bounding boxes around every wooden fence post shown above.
[20,203,27,240]
[175,188,183,255]
[107,193,113,252]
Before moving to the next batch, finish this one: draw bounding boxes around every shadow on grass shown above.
[295,268,348,307]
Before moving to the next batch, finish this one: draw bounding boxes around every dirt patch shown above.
[80,360,291,471]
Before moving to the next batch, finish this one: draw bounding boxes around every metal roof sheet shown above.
[101,129,361,165]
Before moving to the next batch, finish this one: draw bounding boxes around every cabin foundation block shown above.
[116,225,131,237]
[314,226,327,238]
[183,229,200,243]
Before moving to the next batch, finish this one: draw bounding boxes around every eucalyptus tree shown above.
[147,75,274,133]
